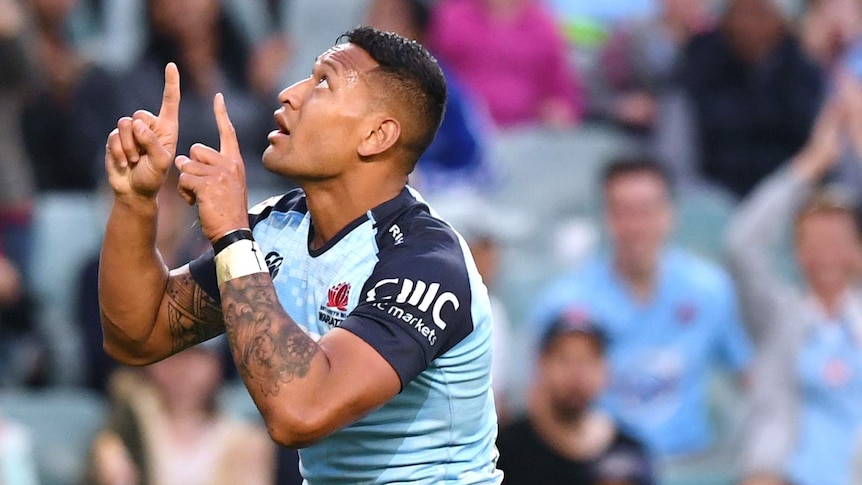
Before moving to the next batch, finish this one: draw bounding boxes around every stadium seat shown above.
[28,191,106,385]
[672,186,739,262]
[488,123,636,219]
[218,380,264,424]
[0,388,107,485]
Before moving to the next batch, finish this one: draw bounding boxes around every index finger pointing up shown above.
[214,92,240,158]
[158,62,181,123]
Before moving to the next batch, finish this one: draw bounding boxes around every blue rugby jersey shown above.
[189,187,502,484]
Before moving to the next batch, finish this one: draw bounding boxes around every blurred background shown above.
[1,0,862,484]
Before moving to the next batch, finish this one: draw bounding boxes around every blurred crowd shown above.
[1,0,862,484]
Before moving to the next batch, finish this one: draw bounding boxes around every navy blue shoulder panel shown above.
[340,192,475,386]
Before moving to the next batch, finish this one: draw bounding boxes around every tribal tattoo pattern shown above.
[165,272,226,354]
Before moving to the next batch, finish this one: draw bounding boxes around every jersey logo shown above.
[675,302,697,326]
[389,224,404,245]
[366,278,460,332]
[327,282,351,311]
[265,251,284,278]
[319,282,350,327]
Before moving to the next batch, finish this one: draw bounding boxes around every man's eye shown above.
[318,76,329,88]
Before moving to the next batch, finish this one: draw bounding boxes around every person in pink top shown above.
[428,0,584,128]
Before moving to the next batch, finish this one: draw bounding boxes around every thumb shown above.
[133,119,171,172]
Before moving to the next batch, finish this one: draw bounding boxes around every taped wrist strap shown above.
[213,228,254,256]
[214,238,269,287]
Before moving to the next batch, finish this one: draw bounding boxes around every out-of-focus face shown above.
[539,333,606,419]
[146,348,223,411]
[819,0,862,44]
[796,211,861,296]
[264,43,380,182]
[604,172,673,272]
[148,0,219,40]
[366,0,420,40]
[724,0,784,63]
[29,0,77,29]
[662,0,708,24]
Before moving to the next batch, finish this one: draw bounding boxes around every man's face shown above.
[796,211,861,294]
[148,0,219,39]
[366,0,420,40]
[264,43,380,182]
[724,0,784,63]
[604,172,673,269]
[539,333,606,419]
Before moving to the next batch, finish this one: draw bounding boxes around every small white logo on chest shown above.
[389,224,404,245]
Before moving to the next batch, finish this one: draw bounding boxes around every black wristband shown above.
[213,229,254,256]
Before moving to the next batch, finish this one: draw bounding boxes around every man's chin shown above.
[262,148,287,174]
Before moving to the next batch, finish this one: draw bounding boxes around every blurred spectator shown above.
[593,0,712,131]
[0,0,36,275]
[116,0,283,195]
[731,95,862,485]
[20,0,121,192]
[591,0,713,188]
[496,311,653,485]
[83,340,275,485]
[0,414,38,485]
[531,158,753,459]
[365,0,496,195]
[681,0,824,198]
[0,249,47,388]
[800,0,862,195]
[801,0,862,73]
[427,0,585,129]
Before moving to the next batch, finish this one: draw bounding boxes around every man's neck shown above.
[615,256,658,302]
[303,177,405,250]
[812,284,849,319]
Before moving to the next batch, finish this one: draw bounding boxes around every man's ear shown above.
[357,116,401,158]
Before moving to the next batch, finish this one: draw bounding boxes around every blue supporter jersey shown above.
[788,315,862,485]
[189,187,502,484]
[531,249,752,457]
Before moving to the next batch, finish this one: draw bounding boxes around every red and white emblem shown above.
[327,282,351,311]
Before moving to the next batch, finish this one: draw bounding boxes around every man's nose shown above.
[277,78,312,110]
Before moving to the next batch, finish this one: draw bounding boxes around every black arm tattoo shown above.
[165,272,226,354]
[220,273,319,397]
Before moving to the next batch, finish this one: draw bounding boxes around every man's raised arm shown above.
[99,63,224,365]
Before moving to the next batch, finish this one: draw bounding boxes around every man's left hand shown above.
[176,93,250,244]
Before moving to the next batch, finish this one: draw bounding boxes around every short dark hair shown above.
[602,156,673,192]
[540,309,607,357]
[341,26,447,168]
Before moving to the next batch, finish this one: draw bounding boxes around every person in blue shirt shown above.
[532,157,753,459]
[731,91,862,485]
[96,27,502,484]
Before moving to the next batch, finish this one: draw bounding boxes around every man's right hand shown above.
[105,63,181,201]
[792,96,844,182]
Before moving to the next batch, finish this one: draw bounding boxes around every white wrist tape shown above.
[214,238,269,287]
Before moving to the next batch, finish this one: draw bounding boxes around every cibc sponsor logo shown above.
[365,278,460,345]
